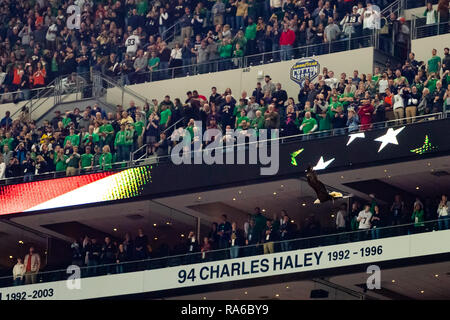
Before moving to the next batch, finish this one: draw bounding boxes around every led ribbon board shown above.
[0,166,152,216]
[410,135,437,155]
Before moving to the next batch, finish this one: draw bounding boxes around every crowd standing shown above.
[1,45,449,180]
[0,0,419,101]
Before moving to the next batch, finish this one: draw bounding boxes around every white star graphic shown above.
[374,127,405,152]
[346,132,365,146]
[313,156,335,171]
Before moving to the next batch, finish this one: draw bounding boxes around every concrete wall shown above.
[1,93,80,121]
[404,6,427,20]
[107,47,374,105]
[411,33,450,65]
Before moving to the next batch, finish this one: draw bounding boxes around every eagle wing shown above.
[306,169,332,203]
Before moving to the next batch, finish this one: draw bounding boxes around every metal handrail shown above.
[100,73,149,104]
[0,218,444,286]
[161,20,182,43]
[106,35,374,86]
[412,16,449,40]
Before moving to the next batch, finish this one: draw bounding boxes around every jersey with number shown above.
[126,35,140,54]
[358,210,373,229]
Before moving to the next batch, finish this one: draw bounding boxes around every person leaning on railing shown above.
[99,145,113,171]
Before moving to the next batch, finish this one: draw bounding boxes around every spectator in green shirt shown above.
[114,123,133,162]
[300,112,318,137]
[64,128,80,147]
[251,110,265,131]
[159,105,172,130]
[219,38,233,70]
[62,112,73,128]
[0,131,14,152]
[232,30,247,53]
[54,149,68,172]
[148,50,160,81]
[83,125,100,146]
[244,17,257,55]
[80,146,94,170]
[428,49,441,74]
[66,146,81,176]
[136,0,148,15]
[133,113,145,148]
[412,203,425,231]
[235,109,250,128]
[100,145,113,170]
[232,43,244,68]
[99,118,114,149]
[425,73,438,94]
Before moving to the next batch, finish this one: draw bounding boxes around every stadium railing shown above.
[110,35,375,85]
[0,218,446,289]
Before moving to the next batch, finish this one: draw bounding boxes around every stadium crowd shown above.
[0,0,427,101]
[11,193,450,284]
[0,46,450,180]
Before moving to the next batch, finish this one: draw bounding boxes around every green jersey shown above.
[80,153,94,168]
[133,121,145,136]
[428,55,441,73]
[251,116,265,130]
[54,155,68,171]
[301,117,317,134]
[62,117,72,128]
[99,123,114,141]
[114,130,133,147]
[219,43,233,58]
[0,137,14,152]
[64,134,80,147]
[245,23,257,40]
[160,108,172,126]
[148,57,160,70]
[100,152,113,170]
[83,133,99,144]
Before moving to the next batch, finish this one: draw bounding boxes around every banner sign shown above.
[1,230,449,300]
[290,58,320,88]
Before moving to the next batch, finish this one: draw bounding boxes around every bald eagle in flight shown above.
[305,166,343,204]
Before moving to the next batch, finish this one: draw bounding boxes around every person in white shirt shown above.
[362,3,380,32]
[325,71,338,89]
[377,73,389,93]
[45,23,58,49]
[13,258,26,286]
[170,43,183,76]
[437,194,450,230]
[24,246,41,284]
[126,30,140,56]
[336,203,348,232]
[393,89,405,124]
[357,204,372,240]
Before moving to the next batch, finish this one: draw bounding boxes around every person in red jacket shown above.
[12,63,24,91]
[279,22,295,61]
[33,62,46,88]
[357,92,375,131]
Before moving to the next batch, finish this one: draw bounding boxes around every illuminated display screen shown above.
[0,119,449,218]
[0,166,152,216]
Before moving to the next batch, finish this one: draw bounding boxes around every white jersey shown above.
[363,8,379,29]
[358,210,373,229]
[126,35,140,54]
